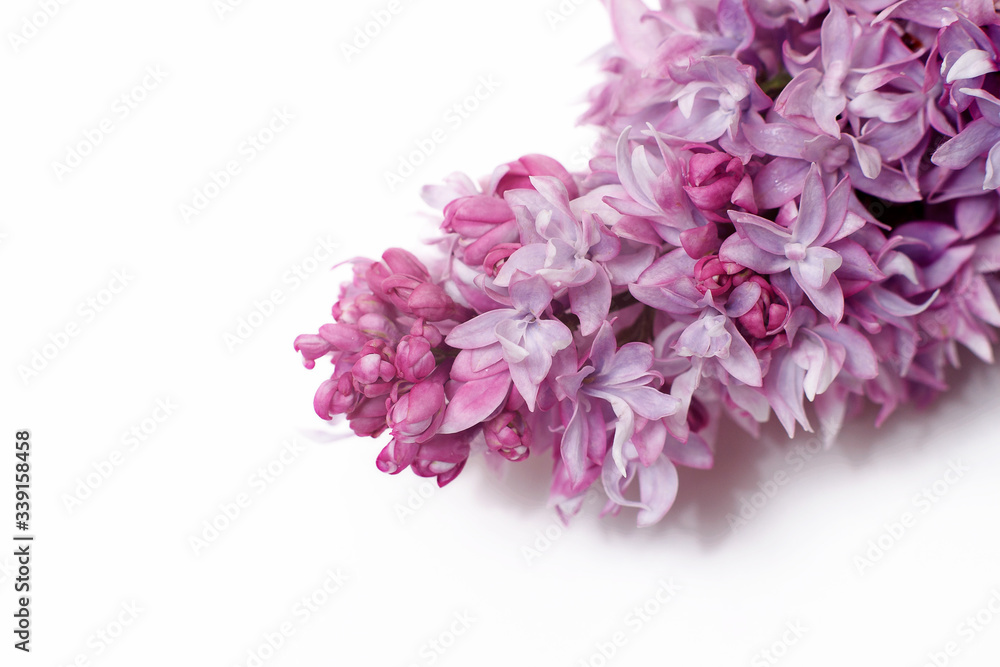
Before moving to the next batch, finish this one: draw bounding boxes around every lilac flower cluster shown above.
[297,0,1000,525]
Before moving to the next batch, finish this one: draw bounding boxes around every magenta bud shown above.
[693,255,733,296]
[364,261,393,295]
[409,319,444,347]
[347,398,390,438]
[687,397,709,433]
[330,373,358,414]
[376,438,419,475]
[461,224,520,266]
[410,435,471,486]
[380,274,423,310]
[443,195,515,238]
[293,334,332,369]
[317,323,367,352]
[353,352,396,385]
[313,379,338,420]
[395,335,437,383]
[496,154,579,199]
[382,248,431,280]
[483,411,531,462]
[734,275,789,339]
[483,243,521,278]
[766,303,790,334]
[683,152,744,211]
[387,380,446,443]
[407,283,457,321]
[679,223,722,259]
[738,303,767,339]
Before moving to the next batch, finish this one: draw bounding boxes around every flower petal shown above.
[719,234,792,274]
[793,267,845,322]
[717,318,763,386]
[445,309,514,349]
[439,374,510,434]
[569,268,612,336]
[635,457,680,527]
[932,117,1000,170]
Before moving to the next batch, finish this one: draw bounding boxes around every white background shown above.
[3,1,1000,665]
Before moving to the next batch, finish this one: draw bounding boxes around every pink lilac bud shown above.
[483,411,531,461]
[354,313,400,342]
[443,195,518,265]
[364,260,393,296]
[318,323,366,352]
[293,334,332,369]
[693,256,734,296]
[380,274,423,311]
[406,283,458,321]
[395,334,437,383]
[375,438,419,474]
[313,378,338,420]
[352,339,397,397]
[408,319,443,346]
[382,248,431,281]
[443,195,516,239]
[387,379,446,444]
[683,152,745,212]
[410,435,471,487]
[495,154,580,199]
[483,243,521,278]
[329,373,358,414]
[366,249,435,304]
[333,292,387,322]
[347,398,389,438]
[734,275,790,339]
[680,223,722,259]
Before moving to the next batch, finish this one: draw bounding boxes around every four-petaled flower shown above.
[721,165,859,322]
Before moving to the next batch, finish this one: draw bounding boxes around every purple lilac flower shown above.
[296,0,1000,527]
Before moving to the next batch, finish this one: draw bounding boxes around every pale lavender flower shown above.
[747,0,826,28]
[629,248,765,388]
[445,275,572,411]
[601,442,680,527]
[720,166,876,322]
[933,88,1000,189]
[874,0,997,29]
[745,115,922,207]
[558,322,680,479]
[660,55,771,158]
[495,177,621,335]
[604,128,703,245]
[775,5,920,137]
